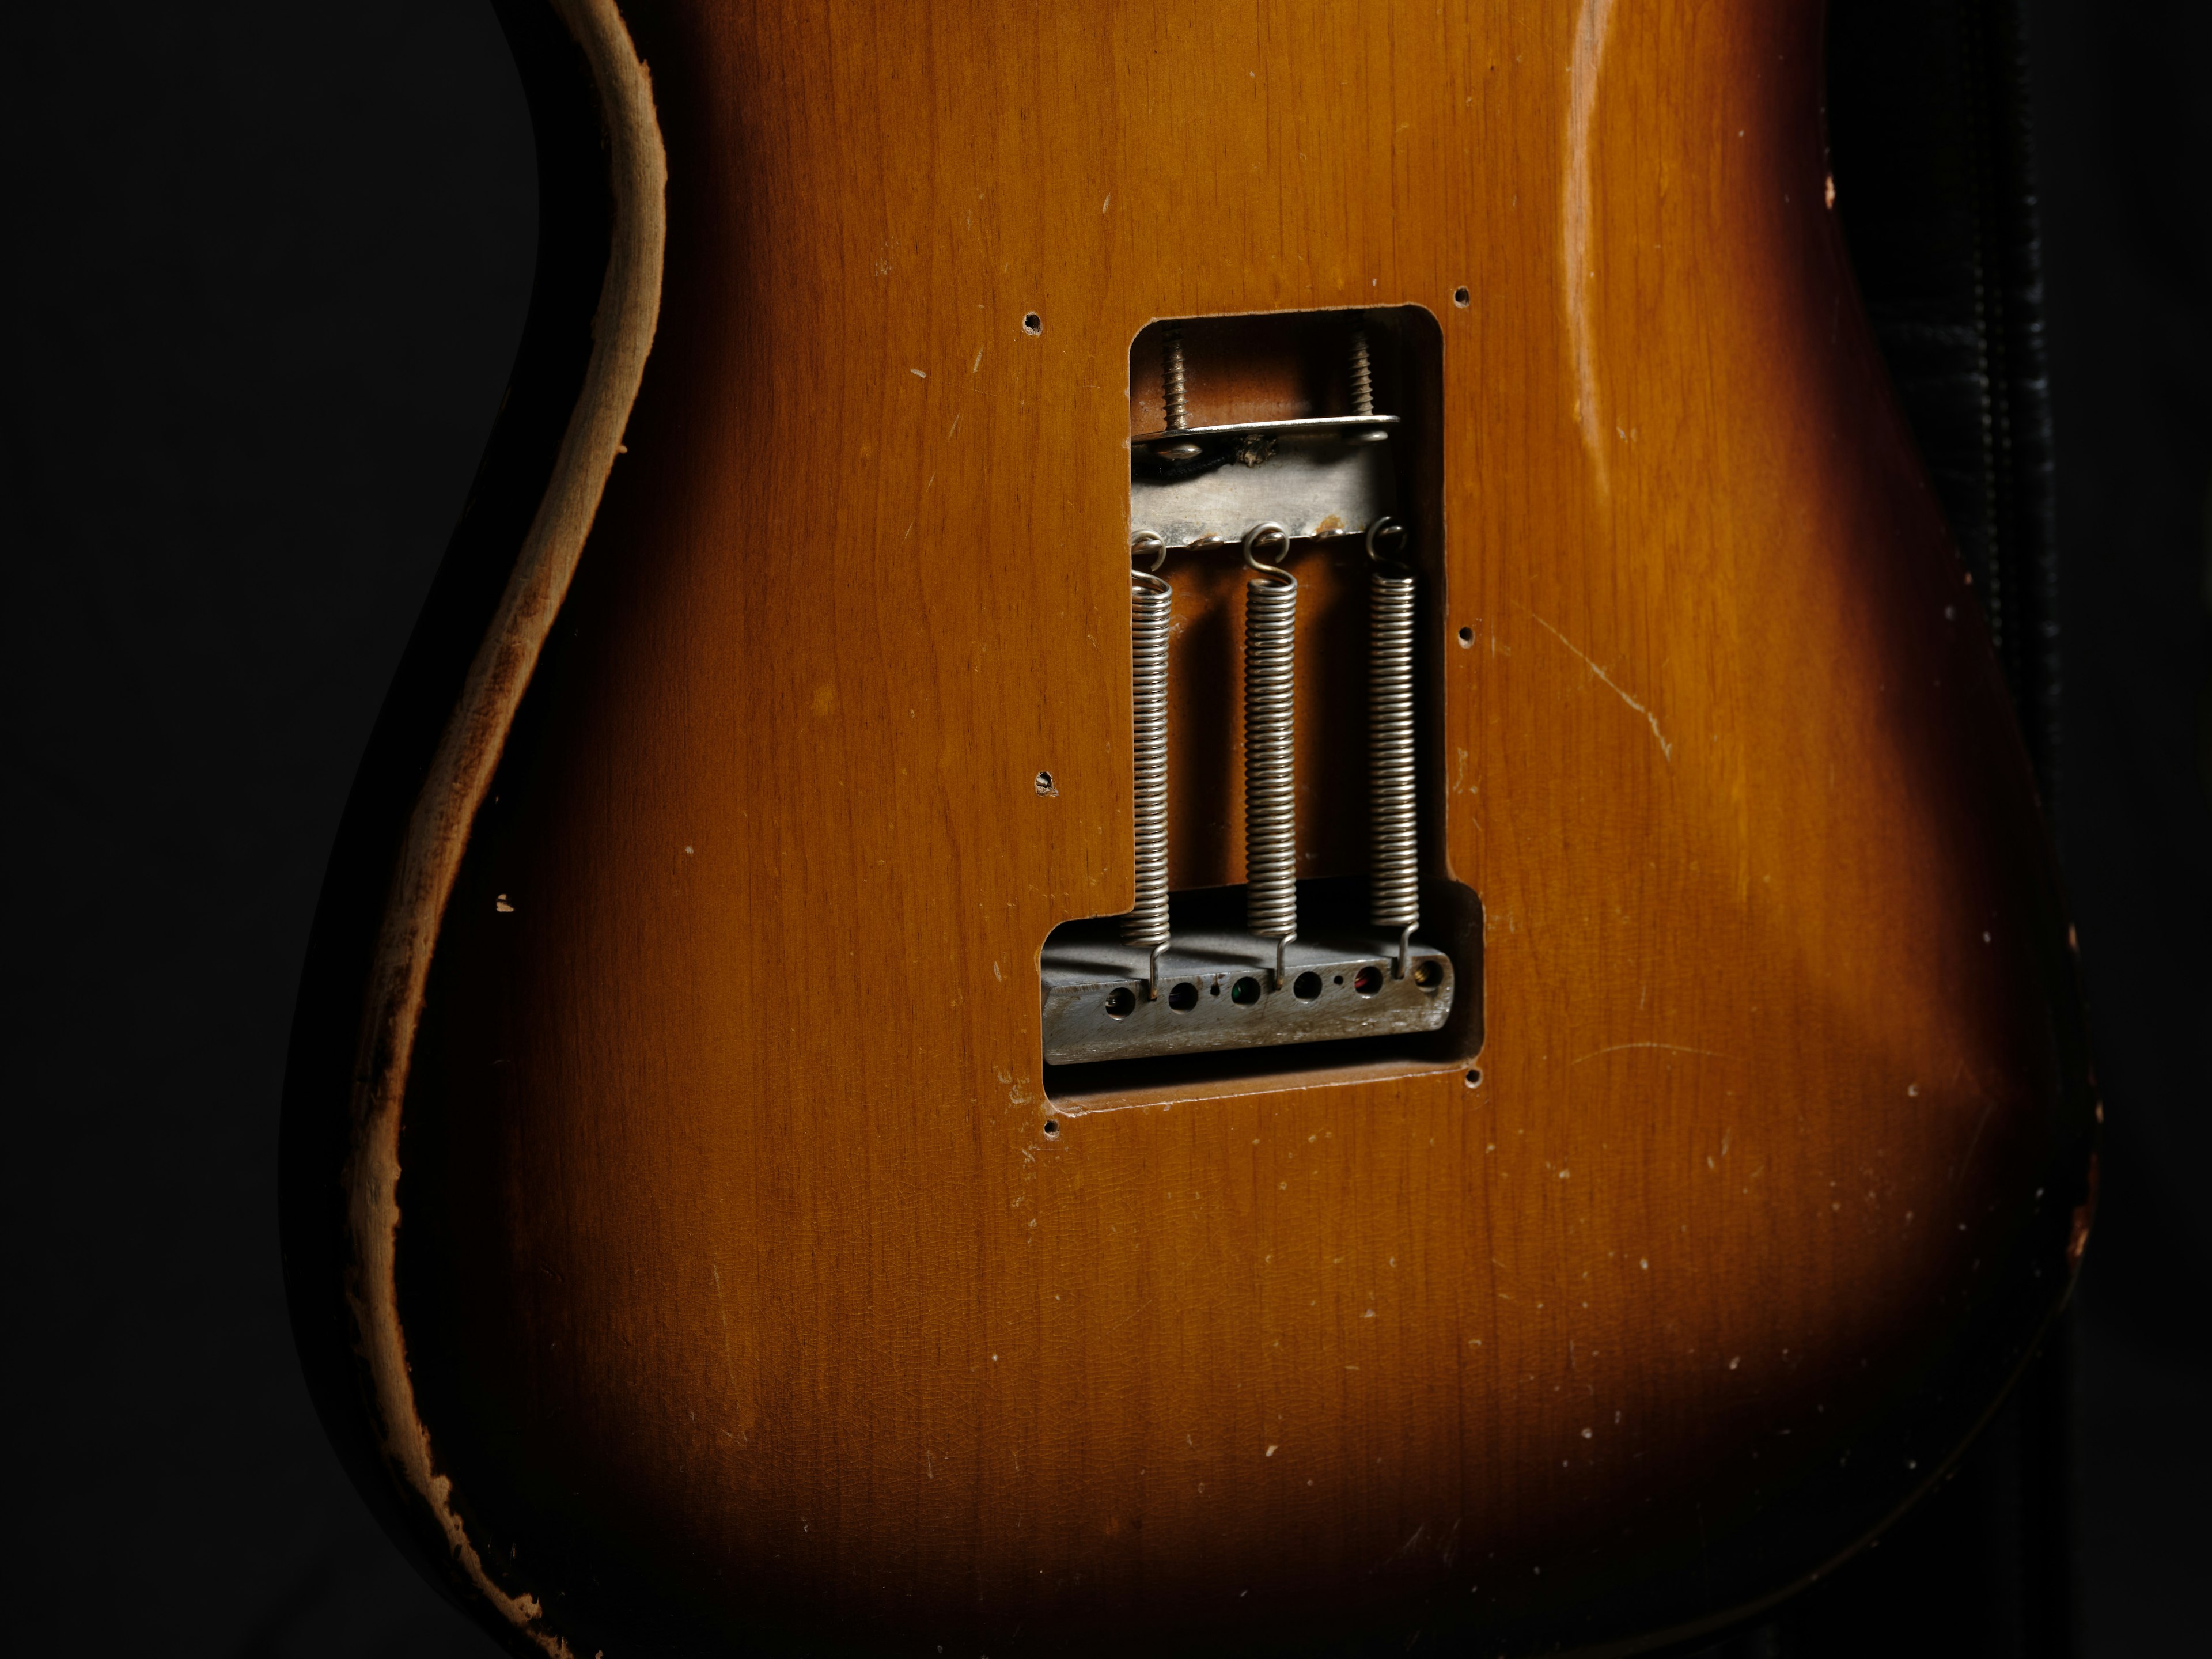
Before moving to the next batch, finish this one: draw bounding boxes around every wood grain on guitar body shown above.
[281,1,2097,1654]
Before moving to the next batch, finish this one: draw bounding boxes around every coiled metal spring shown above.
[1243,522,1298,980]
[1124,534,1172,994]
[1366,517,1418,972]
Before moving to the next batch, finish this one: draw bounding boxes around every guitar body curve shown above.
[283,2,2096,1654]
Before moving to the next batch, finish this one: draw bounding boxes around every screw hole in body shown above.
[1022,312,1042,335]
[1230,976,1262,1006]
[1353,965,1383,996]
[1452,286,1471,308]
[1292,971,1324,1001]
[1168,982,1199,1012]
[1104,987,1136,1018]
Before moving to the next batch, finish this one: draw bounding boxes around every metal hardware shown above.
[1156,325,1203,462]
[1131,413,1403,452]
[1066,309,1467,1074]
[1130,415,1399,550]
[1125,533,1172,997]
[1344,323,1389,444]
[1366,516,1418,976]
[1040,903,1453,1066]
[1243,522,1297,984]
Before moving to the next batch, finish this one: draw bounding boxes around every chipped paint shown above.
[339,4,665,1653]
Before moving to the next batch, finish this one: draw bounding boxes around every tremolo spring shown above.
[1366,517,1418,975]
[1124,533,1172,996]
[1242,522,1298,983]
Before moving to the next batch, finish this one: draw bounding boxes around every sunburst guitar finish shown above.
[282,2,2097,1654]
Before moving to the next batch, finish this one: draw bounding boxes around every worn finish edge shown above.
[336,2,665,1651]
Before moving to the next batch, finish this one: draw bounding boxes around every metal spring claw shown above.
[1124,532,1173,997]
[1242,521,1298,985]
[1366,516,1418,976]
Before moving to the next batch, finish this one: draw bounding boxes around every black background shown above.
[6,3,2205,1653]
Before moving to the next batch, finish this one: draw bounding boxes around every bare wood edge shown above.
[337,2,665,1652]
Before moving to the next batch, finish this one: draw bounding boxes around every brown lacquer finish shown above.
[289,1,2094,1654]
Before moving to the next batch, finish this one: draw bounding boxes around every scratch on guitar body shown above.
[1514,603,1674,760]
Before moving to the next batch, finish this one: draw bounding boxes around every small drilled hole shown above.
[1465,1068,1483,1089]
[1043,1119,1059,1136]
[1292,971,1323,1001]
[1230,976,1263,1006]
[1453,286,1471,308]
[1022,312,1042,335]
[1457,626,1474,647]
[1412,959,1443,991]
[1035,770,1054,794]
[1209,982,1222,996]
[1168,981,1198,1012]
[1353,965,1384,996]
[1104,987,1136,1018]
[1333,974,1344,985]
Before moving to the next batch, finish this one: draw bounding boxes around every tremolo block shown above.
[1041,915,1453,1066]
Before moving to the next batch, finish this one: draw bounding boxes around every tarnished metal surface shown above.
[1041,918,1453,1066]
[1129,418,1397,550]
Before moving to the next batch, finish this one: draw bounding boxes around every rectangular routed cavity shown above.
[1037,306,1479,1096]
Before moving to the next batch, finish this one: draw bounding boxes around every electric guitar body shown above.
[282,1,2096,1654]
